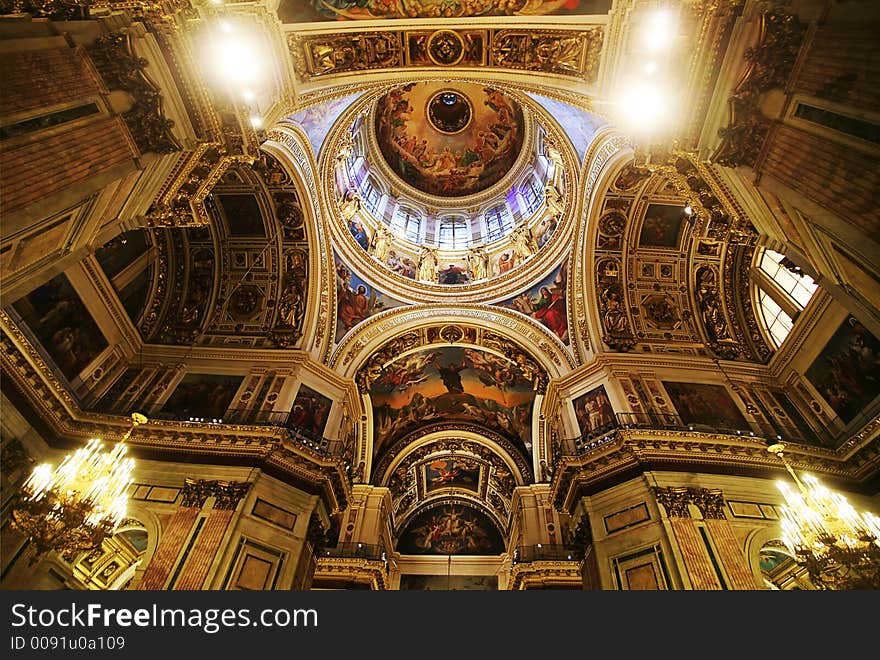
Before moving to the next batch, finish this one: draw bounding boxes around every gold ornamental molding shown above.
[508,562,581,590]
[287,26,604,84]
[549,427,875,514]
[329,305,574,377]
[313,558,388,590]
[143,145,254,228]
[0,312,351,513]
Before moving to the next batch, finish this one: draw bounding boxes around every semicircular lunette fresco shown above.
[397,503,505,556]
[369,345,536,458]
[374,82,525,197]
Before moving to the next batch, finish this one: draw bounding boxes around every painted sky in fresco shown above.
[286,92,362,158]
[526,93,607,163]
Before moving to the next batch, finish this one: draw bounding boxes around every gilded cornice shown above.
[313,559,388,590]
[508,562,581,590]
[0,312,351,512]
[549,427,873,514]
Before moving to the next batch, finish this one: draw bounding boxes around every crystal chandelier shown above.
[11,413,145,564]
[767,442,880,590]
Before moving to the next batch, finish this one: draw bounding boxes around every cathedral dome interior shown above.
[1,0,878,592]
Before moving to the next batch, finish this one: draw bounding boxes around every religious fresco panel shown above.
[11,274,109,381]
[374,82,524,197]
[160,373,244,420]
[572,384,616,436]
[397,503,504,555]
[335,253,409,343]
[370,345,536,458]
[638,203,689,249]
[423,458,481,494]
[286,384,333,440]
[495,260,568,343]
[804,315,880,424]
[218,194,266,237]
[661,381,748,430]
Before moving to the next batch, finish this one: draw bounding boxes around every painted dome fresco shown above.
[374,82,525,197]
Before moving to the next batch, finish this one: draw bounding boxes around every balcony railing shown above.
[555,411,826,459]
[321,543,386,562]
[149,408,347,458]
[512,544,580,564]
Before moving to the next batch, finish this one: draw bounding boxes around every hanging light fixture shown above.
[11,413,145,564]
[766,442,880,589]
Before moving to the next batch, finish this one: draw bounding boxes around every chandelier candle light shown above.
[11,413,145,564]
[767,442,880,589]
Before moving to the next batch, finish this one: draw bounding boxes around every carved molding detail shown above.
[652,485,727,520]
[87,33,180,156]
[180,478,250,510]
[288,28,603,82]
[713,9,807,168]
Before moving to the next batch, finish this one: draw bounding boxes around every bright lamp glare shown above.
[242,89,255,102]
[213,39,260,84]
[644,61,658,75]
[250,116,263,129]
[640,9,676,51]
[648,8,674,27]
[613,82,675,138]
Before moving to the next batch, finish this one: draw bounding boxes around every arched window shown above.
[391,205,422,243]
[437,216,470,249]
[520,175,544,214]
[359,176,381,215]
[755,249,819,348]
[484,204,513,242]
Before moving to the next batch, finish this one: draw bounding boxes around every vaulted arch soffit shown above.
[573,149,775,363]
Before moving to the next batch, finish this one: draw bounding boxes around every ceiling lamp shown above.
[767,442,880,589]
[11,413,145,565]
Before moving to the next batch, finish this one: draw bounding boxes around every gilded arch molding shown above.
[261,126,334,360]
[569,129,634,360]
[328,304,575,379]
[377,427,527,530]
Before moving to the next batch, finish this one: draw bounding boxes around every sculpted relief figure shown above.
[544,182,564,219]
[371,224,394,263]
[510,223,538,261]
[417,245,439,282]
[339,187,362,220]
[467,246,488,281]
